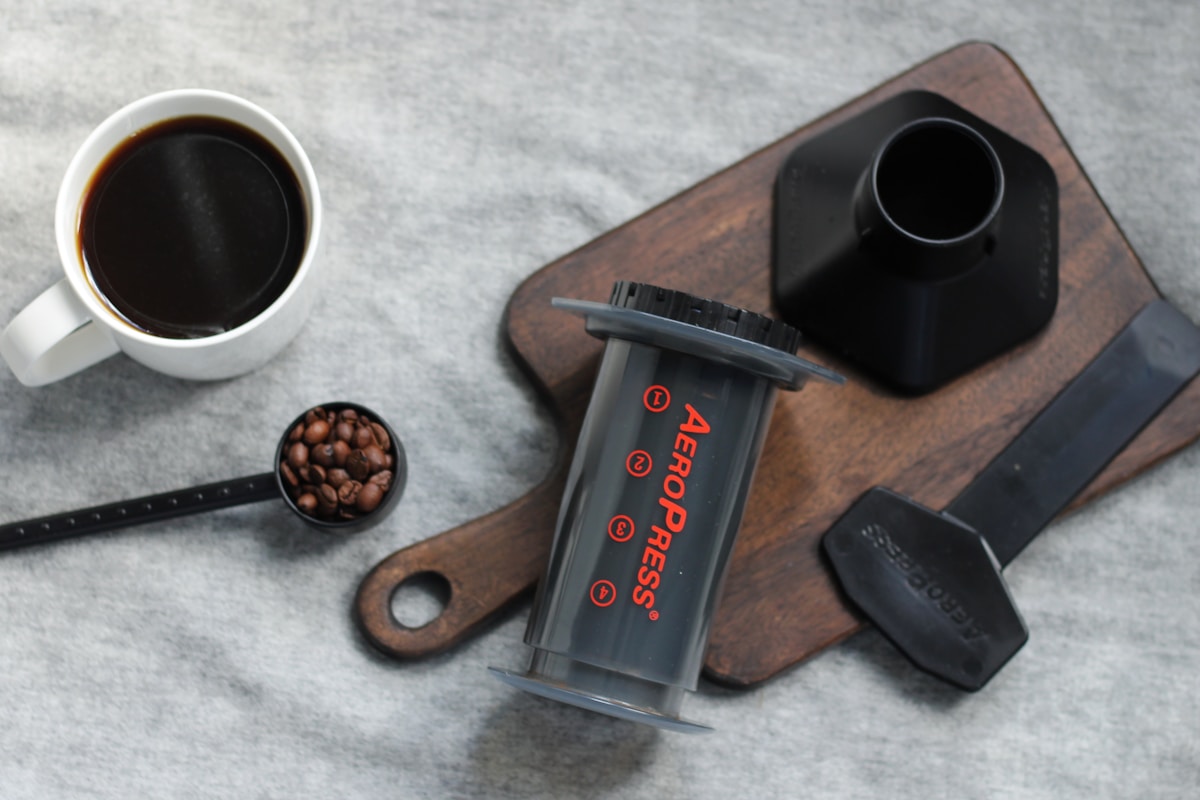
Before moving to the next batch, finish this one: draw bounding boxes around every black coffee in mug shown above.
[78,116,307,339]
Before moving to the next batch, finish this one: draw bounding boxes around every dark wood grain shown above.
[355,41,1200,686]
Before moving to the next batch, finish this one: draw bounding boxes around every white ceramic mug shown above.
[0,89,323,387]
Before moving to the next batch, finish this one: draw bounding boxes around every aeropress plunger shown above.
[490,282,843,732]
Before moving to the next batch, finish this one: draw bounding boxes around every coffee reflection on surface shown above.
[79,116,307,339]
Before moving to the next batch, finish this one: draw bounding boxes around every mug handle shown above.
[0,279,120,386]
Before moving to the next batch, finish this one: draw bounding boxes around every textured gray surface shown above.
[2,1,1198,798]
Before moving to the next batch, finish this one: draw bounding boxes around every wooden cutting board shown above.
[355,41,1200,687]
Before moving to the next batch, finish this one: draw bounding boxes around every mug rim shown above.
[54,88,323,350]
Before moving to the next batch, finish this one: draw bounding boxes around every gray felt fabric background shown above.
[2,1,1198,798]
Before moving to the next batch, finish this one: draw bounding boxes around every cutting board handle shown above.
[354,473,563,659]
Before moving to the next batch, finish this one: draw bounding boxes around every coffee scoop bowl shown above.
[0,401,406,552]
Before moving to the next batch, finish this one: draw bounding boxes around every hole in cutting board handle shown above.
[390,571,453,630]
[354,467,565,660]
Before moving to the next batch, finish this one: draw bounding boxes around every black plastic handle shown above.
[946,299,1200,565]
[0,472,280,551]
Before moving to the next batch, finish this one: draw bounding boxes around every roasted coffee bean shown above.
[337,480,362,506]
[367,470,393,493]
[339,408,358,423]
[303,419,330,445]
[310,443,336,468]
[369,422,390,452]
[332,439,351,467]
[356,482,384,513]
[296,493,318,514]
[326,468,350,489]
[335,421,354,442]
[317,484,339,515]
[280,462,300,488]
[287,442,308,470]
[346,449,371,481]
[352,426,373,449]
[305,408,324,426]
[298,464,326,485]
[289,422,305,442]
[362,444,387,473]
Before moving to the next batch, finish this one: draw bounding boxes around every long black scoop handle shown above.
[0,472,279,551]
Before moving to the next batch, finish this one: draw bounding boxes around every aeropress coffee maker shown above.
[491,282,842,732]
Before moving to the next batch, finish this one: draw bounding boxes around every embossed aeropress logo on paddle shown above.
[858,522,985,641]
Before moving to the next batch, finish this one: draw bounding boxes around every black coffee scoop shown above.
[823,300,1200,690]
[0,401,406,551]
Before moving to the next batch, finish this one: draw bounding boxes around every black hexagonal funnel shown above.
[772,90,1059,394]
